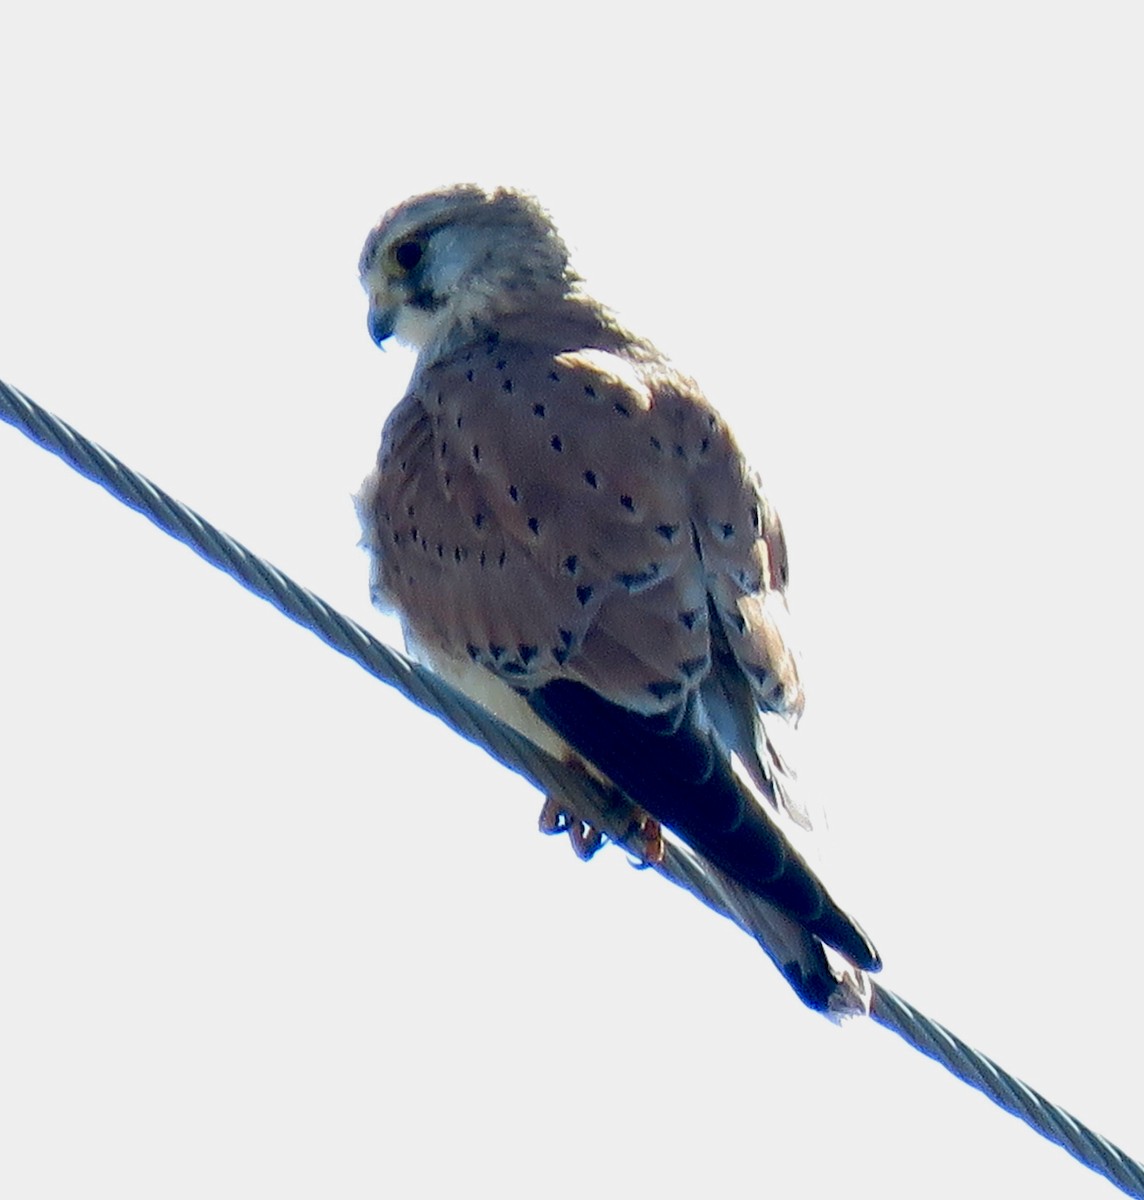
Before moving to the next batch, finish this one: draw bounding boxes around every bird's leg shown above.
[537,758,665,866]
[537,757,608,860]
[537,793,665,867]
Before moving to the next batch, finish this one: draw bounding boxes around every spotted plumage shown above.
[356,185,879,1011]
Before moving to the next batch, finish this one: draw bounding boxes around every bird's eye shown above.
[393,240,424,271]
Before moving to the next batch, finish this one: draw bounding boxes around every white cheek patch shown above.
[393,305,442,350]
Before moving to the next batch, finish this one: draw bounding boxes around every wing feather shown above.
[359,337,809,790]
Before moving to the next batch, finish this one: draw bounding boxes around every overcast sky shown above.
[2,4,1142,1197]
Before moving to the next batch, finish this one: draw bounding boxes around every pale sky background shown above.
[2,4,1142,1197]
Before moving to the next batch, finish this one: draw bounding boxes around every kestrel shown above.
[356,185,880,1010]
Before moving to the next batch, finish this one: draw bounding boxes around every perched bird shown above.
[356,185,880,1012]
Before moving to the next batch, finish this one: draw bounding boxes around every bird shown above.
[355,184,880,1012]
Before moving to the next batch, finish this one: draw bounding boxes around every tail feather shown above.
[528,679,880,973]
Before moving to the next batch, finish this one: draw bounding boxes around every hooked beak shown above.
[367,301,397,348]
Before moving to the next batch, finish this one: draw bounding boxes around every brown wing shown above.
[357,335,799,725]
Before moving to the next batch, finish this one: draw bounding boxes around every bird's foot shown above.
[538,796,604,861]
[623,811,665,868]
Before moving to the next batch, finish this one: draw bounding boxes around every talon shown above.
[538,796,604,860]
[538,795,568,836]
[566,817,604,860]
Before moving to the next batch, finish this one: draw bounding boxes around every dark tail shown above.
[528,679,880,973]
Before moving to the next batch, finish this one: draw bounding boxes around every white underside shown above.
[407,632,581,766]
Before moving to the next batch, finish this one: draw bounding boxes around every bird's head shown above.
[359,185,575,358]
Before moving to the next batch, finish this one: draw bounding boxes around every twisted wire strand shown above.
[871,987,1144,1196]
[2,376,1141,1197]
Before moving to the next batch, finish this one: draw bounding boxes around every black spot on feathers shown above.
[615,563,661,591]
